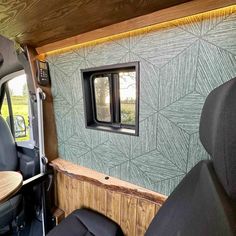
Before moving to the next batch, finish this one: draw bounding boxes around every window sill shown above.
[86,123,138,136]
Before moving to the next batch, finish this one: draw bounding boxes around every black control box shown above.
[36,60,50,86]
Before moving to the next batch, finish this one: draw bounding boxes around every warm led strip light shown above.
[42,5,236,58]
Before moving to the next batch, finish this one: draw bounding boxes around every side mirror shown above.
[6,115,27,138]
[14,115,27,138]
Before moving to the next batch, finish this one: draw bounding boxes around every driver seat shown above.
[0,115,23,234]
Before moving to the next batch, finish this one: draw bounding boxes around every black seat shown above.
[0,116,23,232]
[0,115,18,171]
[145,78,236,236]
[47,208,123,236]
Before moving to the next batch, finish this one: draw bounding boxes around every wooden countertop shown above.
[0,171,23,204]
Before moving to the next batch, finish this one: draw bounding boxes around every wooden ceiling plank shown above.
[36,0,236,55]
[0,0,190,47]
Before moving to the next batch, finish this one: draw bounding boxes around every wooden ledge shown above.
[50,158,167,204]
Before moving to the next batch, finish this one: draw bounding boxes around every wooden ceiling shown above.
[0,0,190,48]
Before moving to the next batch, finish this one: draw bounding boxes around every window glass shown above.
[119,72,136,125]
[82,62,139,135]
[94,76,111,122]
[8,75,30,142]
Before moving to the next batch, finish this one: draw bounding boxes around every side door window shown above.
[1,74,32,144]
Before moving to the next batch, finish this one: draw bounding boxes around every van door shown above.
[1,71,39,176]
[0,70,45,235]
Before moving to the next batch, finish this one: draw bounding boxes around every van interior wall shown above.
[47,7,236,196]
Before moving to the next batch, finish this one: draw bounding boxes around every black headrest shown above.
[200,78,236,200]
[0,35,23,79]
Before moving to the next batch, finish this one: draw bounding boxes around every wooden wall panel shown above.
[136,199,157,235]
[26,46,58,162]
[120,195,137,236]
[106,190,121,224]
[51,159,167,236]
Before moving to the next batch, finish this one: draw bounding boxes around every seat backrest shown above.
[145,78,236,236]
[0,115,18,171]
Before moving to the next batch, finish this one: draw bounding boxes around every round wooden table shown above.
[0,171,23,204]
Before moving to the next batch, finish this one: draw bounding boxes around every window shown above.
[82,62,139,135]
[0,74,31,143]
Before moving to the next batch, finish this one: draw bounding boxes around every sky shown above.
[119,72,136,101]
[8,74,27,96]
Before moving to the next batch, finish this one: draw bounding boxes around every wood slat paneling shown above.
[106,190,121,224]
[120,195,138,236]
[136,199,157,235]
[51,159,167,236]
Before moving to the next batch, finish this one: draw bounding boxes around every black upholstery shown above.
[0,195,22,229]
[145,78,236,236]
[145,161,236,236]
[47,209,124,236]
[0,116,18,171]
[200,78,236,200]
[0,35,23,79]
[0,115,22,230]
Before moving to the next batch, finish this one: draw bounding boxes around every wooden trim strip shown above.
[36,0,236,55]
[50,158,167,204]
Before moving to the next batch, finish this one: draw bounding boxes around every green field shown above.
[121,102,136,125]
[1,96,30,142]
[97,102,135,124]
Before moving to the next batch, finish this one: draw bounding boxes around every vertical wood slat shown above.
[54,171,163,236]
[64,174,70,215]
[106,190,121,225]
[92,185,107,214]
[120,195,137,236]
[83,182,93,209]
[74,179,84,210]
[136,199,157,236]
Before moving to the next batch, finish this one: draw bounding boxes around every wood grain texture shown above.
[0,171,23,203]
[120,195,137,236]
[0,0,189,48]
[136,199,157,235]
[25,46,58,162]
[52,208,65,225]
[36,0,236,54]
[51,159,166,204]
[52,159,166,236]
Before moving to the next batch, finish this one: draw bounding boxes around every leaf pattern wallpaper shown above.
[47,8,236,196]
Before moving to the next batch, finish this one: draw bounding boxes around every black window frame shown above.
[81,62,140,136]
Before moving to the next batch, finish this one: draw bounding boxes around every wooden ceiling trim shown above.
[1,0,190,47]
[37,0,236,55]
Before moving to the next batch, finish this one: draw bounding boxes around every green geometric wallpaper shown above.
[47,8,236,196]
